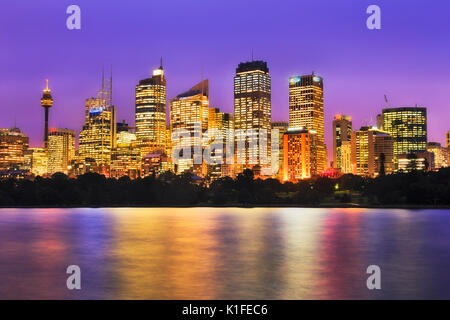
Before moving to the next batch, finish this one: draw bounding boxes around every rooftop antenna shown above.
[110,64,113,104]
[201,64,204,96]
[251,48,254,61]
[384,94,390,108]
[160,56,163,69]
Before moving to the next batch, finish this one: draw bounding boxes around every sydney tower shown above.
[40,79,53,148]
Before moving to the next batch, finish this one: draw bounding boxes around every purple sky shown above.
[1,0,449,162]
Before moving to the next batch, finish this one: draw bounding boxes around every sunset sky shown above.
[1,0,449,160]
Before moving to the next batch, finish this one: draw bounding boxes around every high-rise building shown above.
[340,141,352,174]
[40,79,53,148]
[110,130,141,179]
[351,126,394,177]
[170,79,209,174]
[332,115,352,170]
[24,147,48,177]
[272,121,288,180]
[79,73,116,175]
[289,74,327,172]
[47,128,76,175]
[0,127,29,172]
[446,131,450,149]
[427,142,448,169]
[135,62,167,156]
[207,108,235,179]
[283,128,320,181]
[382,107,427,165]
[234,61,271,171]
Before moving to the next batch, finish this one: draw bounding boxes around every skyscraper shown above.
[332,115,352,170]
[234,60,271,171]
[207,108,235,179]
[283,128,320,181]
[427,142,448,169]
[289,74,327,172]
[169,79,209,174]
[24,147,48,177]
[79,73,116,174]
[382,107,427,164]
[272,121,288,180]
[47,128,76,175]
[0,127,29,172]
[446,131,450,149]
[40,79,53,148]
[110,130,141,179]
[135,61,167,156]
[351,126,394,177]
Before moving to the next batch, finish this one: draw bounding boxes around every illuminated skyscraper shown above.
[170,79,209,174]
[427,142,448,169]
[0,127,29,171]
[135,61,167,156]
[24,147,48,177]
[40,79,53,148]
[283,128,319,181]
[289,74,327,172]
[332,115,352,170]
[351,126,394,177]
[446,131,450,149]
[234,61,271,171]
[79,73,116,174]
[110,130,141,179]
[272,121,288,180]
[207,108,235,179]
[47,128,76,175]
[340,141,352,174]
[382,107,427,164]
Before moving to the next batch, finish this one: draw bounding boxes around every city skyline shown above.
[1,1,450,160]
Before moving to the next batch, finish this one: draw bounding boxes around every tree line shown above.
[0,168,449,207]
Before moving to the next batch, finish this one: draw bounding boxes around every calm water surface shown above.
[0,208,449,299]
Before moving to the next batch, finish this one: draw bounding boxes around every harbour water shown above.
[0,208,449,299]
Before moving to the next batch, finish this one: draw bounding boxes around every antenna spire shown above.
[160,56,163,69]
[44,79,50,92]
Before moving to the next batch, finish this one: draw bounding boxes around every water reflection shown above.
[0,208,449,299]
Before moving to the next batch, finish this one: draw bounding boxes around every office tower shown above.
[272,121,288,180]
[135,62,167,156]
[427,142,448,169]
[117,120,133,133]
[351,126,394,177]
[283,128,320,181]
[289,74,327,172]
[376,114,384,131]
[110,130,141,179]
[446,131,450,149]
[170,79,209,174]
[40,79,53,148]
[142,152,174,177]
[24,147,48,177]
[79,73,116,175]
[234,61,271,171]
[47,128,76,175]
[340,141,352,174]
[206,108,235,179]
[0,127,29,172]
[382,107,427,164]
[332,115,352,170]
[398,152,434,172]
